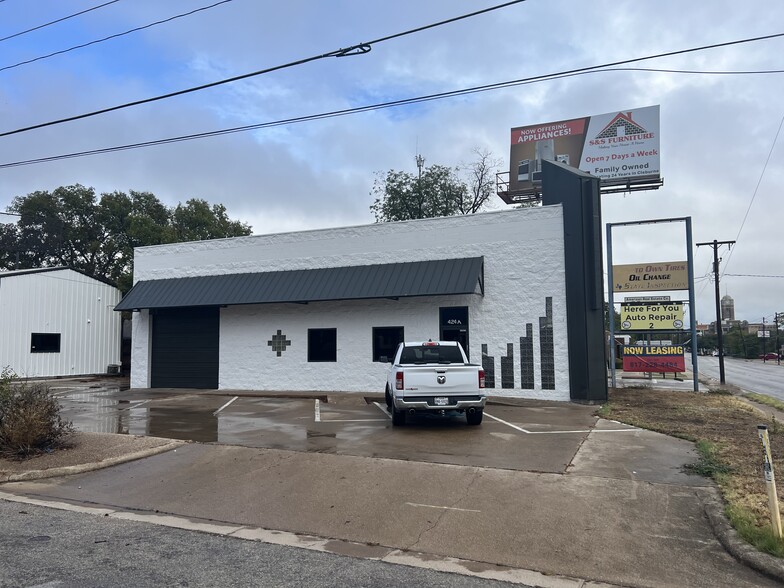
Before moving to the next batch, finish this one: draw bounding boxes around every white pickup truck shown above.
[384,340,486,426]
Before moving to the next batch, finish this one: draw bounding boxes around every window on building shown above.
[31,333,61,353]
[308,328,337,362]
[373,326,404,362]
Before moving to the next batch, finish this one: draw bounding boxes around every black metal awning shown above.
[115,257,484,311]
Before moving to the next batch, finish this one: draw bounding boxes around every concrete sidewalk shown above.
[2,418,782,587]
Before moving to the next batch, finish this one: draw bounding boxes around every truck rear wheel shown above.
[391,407,406,426]
[385,387,392,409]
[466,409,483,426]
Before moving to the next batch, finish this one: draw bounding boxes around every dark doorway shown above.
[151,307,219,388]
[440,306,469,359]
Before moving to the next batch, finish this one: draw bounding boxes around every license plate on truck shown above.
[434,397,449,406]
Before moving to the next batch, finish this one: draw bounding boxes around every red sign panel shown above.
[622,345,685,373]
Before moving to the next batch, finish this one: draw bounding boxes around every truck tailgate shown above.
[399,365,479,394]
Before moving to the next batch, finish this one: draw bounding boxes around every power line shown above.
[0,0,122,43]
[719,111,784,275]
[725,273,784,278]
[2,62,783,169]
[0,0,528,138]
[0,0,234,73]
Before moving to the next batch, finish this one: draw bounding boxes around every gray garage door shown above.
[151,307,219,389]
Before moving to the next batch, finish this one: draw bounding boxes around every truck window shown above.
[399,345,464,364]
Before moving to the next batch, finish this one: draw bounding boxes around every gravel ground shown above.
[0,432,180,479]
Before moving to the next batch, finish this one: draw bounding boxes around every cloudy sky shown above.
[1,0,782,326]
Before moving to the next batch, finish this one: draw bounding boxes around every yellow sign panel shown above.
[613,261,689,292]
[620,303,684,331]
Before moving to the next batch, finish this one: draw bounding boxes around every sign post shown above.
[757,424,783,538]
[606,217,698,391]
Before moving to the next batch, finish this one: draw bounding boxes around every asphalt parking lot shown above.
[54,384,637,473]
[13,379,779,587]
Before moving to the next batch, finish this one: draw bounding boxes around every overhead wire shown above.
[2,63,783,169]
[0,0,235,73]
[724,274,784,279]
[0,0,529,138]
[0,0,122,43]
[718,111,784,275]
[696,109,783,297]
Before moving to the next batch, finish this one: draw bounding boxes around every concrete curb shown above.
[0,440,185,483]
[0,489,622,588]
[699,487,784,583]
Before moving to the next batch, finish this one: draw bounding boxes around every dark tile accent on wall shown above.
[501,343,515,389]
[481,344,496,389]
[540,297,555,389]
[519,324,534,389]
[268,329,292,357]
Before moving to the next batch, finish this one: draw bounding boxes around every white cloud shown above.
[1,0,783,323]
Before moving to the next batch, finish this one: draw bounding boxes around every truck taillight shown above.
[395,371,404,390]
[478,370,485,389]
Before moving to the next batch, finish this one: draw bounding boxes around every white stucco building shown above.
[0,267,122,378]
[119,207,574,400]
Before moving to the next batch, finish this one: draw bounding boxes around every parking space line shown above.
[405,502,481,513]
[484,412,532,433]
[485,412,639,435]
[373,402,392,419]
[316,400,389,422]
[213,396,238,416]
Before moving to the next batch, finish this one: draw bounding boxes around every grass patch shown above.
[727,504,784,558]
[684,440,732,477]
[602,387,784,557]
[744,392,784,413]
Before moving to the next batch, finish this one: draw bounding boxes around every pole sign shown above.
[758,331,771,338]
[613,261,689,292]
[622,344,685,372]
[620,302,684,331]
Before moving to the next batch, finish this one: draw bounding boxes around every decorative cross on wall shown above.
[268,330,291,356]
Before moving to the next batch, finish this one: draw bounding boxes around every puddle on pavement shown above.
[57,390,369,452]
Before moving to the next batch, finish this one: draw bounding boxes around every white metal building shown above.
[0,267,122,378]
[119,207,574,400]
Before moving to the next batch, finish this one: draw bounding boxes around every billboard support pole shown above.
[685,218,699,391]
[607,224,617,389]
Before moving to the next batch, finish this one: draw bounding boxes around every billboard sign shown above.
[509,105,660,194]
[622,344,685,373]
[758,331,771,338]
[620,303,684,331]
[613,261,689,292]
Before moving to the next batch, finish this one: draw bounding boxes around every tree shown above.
[456,148,503,215]
[370,149,500,223]
[2,185,252,292]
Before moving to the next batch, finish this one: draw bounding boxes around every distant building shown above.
[0,268,122,378]
[721,294,735,321]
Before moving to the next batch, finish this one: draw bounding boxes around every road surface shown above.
[696,354,784,400]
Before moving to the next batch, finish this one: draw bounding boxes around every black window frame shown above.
[372,326,404,362]
[31,332,61,353]
[308,328,337,362]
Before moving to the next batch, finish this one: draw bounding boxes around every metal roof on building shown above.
[0,266,118,288]
[115,257,484,311]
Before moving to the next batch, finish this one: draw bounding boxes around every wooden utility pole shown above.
[696,239,735,384]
